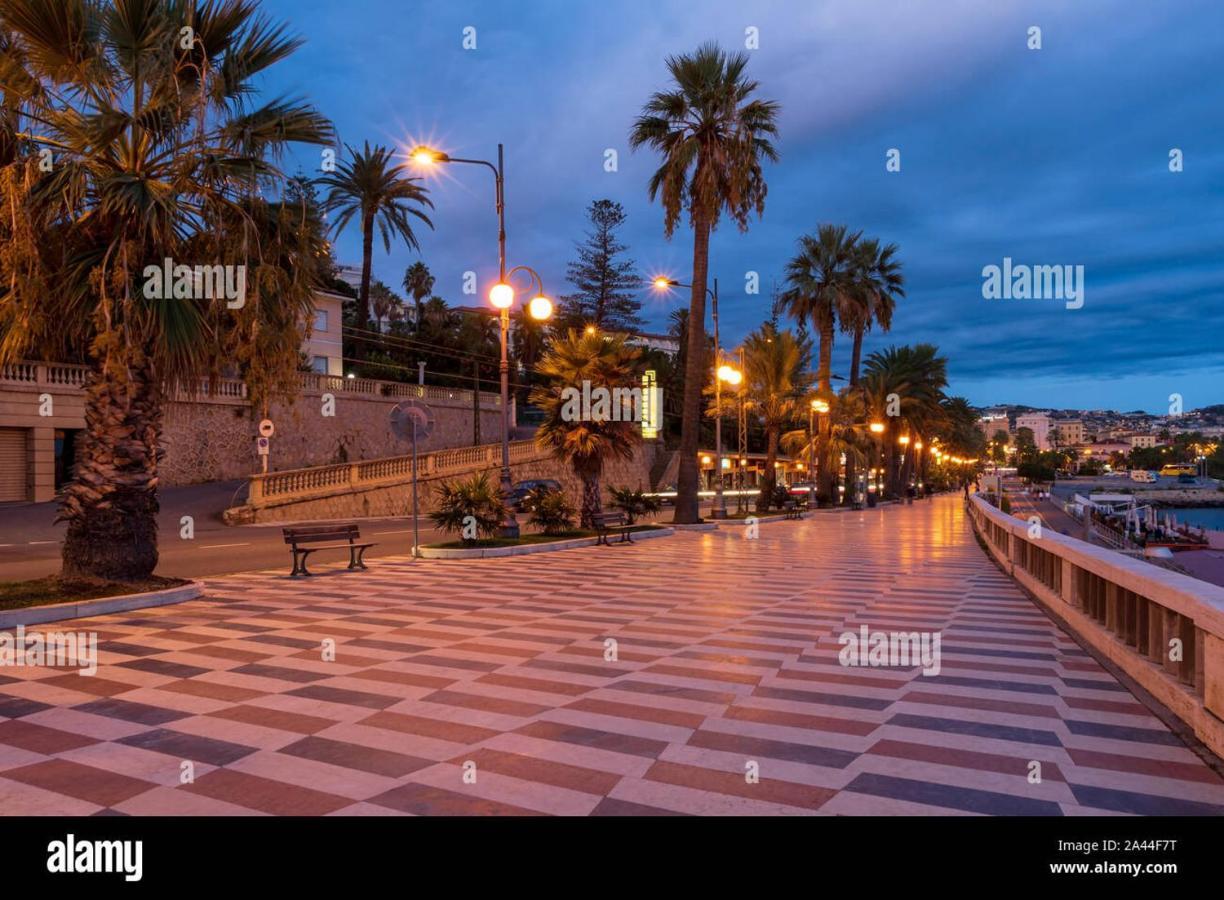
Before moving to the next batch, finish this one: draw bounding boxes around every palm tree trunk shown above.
[60,352,161,581]
[673,214,711,524]
[358,211,374,331]
[757,426,779,512]
[817,317,836,500]
[580,472,602,529]
[849,325,864,387]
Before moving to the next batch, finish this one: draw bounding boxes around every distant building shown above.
[303,290,346,377]
[977,415,1011,441]
[1055,419,1085,446]
[1129,434,1158,449]
[1016,412,1052,450]
[628,332,681,356]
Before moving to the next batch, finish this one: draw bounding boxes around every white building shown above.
[1016,412,1052,450]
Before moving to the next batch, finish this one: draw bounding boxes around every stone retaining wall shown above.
[226,440,661,525]
[162,389,502,486]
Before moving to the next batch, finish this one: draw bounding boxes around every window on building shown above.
[314,309,328,332]
[311,356,329,374]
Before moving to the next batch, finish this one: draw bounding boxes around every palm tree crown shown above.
[530,330,643,527]
[0,0,332,580]
[317,142,433,329]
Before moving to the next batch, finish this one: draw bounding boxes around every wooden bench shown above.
[782,500,806,520]
[283,524,376,577]
[592,512,633,546]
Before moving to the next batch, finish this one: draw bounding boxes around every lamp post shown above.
[809,398,829,507]
[869,421,885,497]
[412,144,551,538]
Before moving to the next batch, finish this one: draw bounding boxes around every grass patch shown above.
[425,524,663,550]
[0,576,190,612]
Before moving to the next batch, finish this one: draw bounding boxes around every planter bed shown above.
[419,525,672,559]
[0,577,203,627]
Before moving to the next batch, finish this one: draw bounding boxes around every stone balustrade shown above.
[967,493,1224,758]
[247,439,541,506]
[0,361,500,409]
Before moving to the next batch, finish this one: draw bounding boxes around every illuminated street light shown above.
[489,282,514,309]
[528,295,553,320]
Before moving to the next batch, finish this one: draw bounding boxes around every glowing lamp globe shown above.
[489,283,514,309]
[528,295,553,321]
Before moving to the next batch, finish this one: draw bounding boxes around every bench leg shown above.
[350,545,369,570]
[291,549,312,577]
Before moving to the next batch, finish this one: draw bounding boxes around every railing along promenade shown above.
[0,361,500,409]
[967,493,1224,759]
[246,439,543,507]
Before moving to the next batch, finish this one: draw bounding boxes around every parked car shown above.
[506,479,563,512]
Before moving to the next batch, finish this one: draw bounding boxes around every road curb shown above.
[419,527,674,559]
[0,581,206,628]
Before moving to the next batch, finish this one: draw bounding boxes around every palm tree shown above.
[530,330,643,527]
[318,142,433,330]
[403,261,434,333]
[862,344,948,497]
[845,238,904,386]
[369,280,399,333]
[730,324,813,512]
[780,224,860,499]
[783,391,871,503]
[630,42,779,523]
[0,0,332,581]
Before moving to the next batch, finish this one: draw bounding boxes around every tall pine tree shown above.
[558,199,642,333]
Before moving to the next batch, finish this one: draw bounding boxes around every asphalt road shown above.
[0,480,449,581]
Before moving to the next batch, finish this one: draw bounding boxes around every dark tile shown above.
[230,663,329,684]
[117,658,210,679]
[0,695,52,719]
[845,772,1062,816]
[887,712,1063,747]
[687,730,858,769]
[73,698,188,726]
[1064,719,1184,746]
[118,728,257,767]
[278,736,432,777]
[285,684,400,710]
[1069,783,1224,816]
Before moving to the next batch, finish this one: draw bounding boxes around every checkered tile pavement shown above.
[2,495,1222,816]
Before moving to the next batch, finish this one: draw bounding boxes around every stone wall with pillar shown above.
[226,440,663,525]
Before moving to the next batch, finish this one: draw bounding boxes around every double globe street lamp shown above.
[412,144,553,538]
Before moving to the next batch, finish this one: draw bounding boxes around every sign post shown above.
[390,400,435,559]
[257,420,275,474]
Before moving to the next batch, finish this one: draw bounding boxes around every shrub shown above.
[609,486,662,524]
[429,472,506,543]
[528,488,577,535]
[1000,495,1012,514]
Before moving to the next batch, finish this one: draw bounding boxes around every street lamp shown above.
[711,361,742,518]
[809,398,830,507]
[869,421,885,495]
[412,143,547,538]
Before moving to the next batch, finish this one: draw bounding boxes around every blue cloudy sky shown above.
[260,0,1223,412]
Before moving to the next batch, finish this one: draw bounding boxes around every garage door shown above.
[0,428,28,501]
